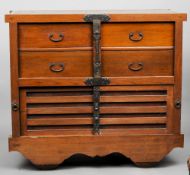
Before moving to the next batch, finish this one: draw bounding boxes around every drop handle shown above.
[128,62,144,71]
[48,32,64,42]
[49,63,64,72]
[129,32,144,42]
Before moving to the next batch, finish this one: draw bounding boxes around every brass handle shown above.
[49,63,64,72]
[48,33,64,42]
[129,32,143,42]
[128,62,144,71]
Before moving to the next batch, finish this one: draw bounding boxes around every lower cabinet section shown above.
[19,85,173,136]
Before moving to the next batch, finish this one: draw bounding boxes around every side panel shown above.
[9,23,20,137]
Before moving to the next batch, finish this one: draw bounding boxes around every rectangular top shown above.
[5,10,187,23]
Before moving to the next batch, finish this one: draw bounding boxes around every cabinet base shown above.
[9,134,183,168]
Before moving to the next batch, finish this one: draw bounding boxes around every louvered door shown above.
[20,85,173,136]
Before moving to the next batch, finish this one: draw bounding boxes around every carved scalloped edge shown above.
[9,134,184,168]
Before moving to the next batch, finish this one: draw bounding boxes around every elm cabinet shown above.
[5,10,187,169]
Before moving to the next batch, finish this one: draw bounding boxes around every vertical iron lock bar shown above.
[84,14,110,135]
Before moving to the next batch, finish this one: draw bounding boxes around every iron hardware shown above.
[48,32,64,42]
[128,62,144,71]
[175,99,181,109]
[49,63,64,72]
[85,77,110,86]
[84,14,110,135]
[129,32,144,42]
[12,103,19,111]
[84,14,110,22]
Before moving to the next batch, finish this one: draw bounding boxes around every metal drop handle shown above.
[49,63,64,72]
[129,32,143,42]
[48,33,64,42]
[128,62,144,71]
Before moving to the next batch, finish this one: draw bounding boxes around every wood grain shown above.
[9,134,184,166]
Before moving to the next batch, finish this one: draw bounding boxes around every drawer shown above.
[20,50,173,78]
[102,22,174,47]
[20,51,92,77]
[19,23,92,48]
[102,50,174,76]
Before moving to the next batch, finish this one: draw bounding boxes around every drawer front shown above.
[20,50,173,78]
[102,50,174,76]
[19,23,92,48]
[20,86,172,136]
[20,51,92,77]
[102,22,174,47]
[19,23,174,49]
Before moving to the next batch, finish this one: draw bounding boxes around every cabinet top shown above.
[5,10,187,23]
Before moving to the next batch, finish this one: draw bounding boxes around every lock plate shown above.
[84,14,110,135]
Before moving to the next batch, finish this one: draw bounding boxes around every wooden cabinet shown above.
[5,10,187,169]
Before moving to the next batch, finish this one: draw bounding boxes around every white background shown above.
[0,0,190,174]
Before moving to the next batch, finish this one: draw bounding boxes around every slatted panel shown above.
[20,86,171,135]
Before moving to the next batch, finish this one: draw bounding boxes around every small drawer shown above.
[102,50,174,76]
[19,23,92,48]
[102,22,174,47]
[20,51,93,78]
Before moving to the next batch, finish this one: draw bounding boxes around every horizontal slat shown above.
[27,106,167,114]
[25,128,167,136]
[26,95,167,103]
[27,113,166,119]
[27,95,92,103]
[101,95,166,102]
[100,85,169,91]
[27,87,92,92]
[6,11,187,23]
[26,86,168,92]
[19,76,174,87]
[19,76,174,86]
[27,117,167,126]
[19,46,174,52]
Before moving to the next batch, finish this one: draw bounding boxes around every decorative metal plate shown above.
[84,14,110,22]
[85,78,110,86]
